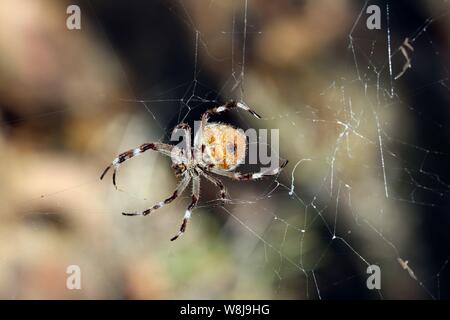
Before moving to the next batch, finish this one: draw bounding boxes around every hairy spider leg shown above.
[100,142,174,189]
[171,174,200,241]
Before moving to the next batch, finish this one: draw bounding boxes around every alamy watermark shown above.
[366,5,381,30]
[366,264,381,290]
[66,264,82,290]
[66,5,81,30]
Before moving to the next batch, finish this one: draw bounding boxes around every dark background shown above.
[0,0,448,299]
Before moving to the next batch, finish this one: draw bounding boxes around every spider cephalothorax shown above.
[172,163,187,177]
[100,100,288,241]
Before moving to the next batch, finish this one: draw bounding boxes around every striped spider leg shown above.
[170,172,200,241]
[198,166,230,203]
[122,173,191,216]
[208,159,289,181]
[100,142,175,189]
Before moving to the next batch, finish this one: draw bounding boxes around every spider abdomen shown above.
[202,123,246,171]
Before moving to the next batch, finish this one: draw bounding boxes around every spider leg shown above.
[198,167,230,203]
[171,123,192,160]
[171,175,200,241]
[100,142,174,189]
[204,100,261,119]
[209,160,288,181]
[122,174,191,216]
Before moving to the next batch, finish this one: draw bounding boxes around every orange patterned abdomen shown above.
[203,123,246,170]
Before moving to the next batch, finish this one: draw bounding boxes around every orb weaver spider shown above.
[100,101,288,240]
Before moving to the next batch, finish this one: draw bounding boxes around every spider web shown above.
[8,0,450,299]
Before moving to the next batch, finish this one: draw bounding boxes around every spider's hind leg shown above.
[122,174,191,216]
[100,142,173,189]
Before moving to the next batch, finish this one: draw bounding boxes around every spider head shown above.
[172,163,187,177]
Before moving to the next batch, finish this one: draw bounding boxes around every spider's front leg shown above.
[205,100,262,119]
[171,175,200,241]
[199,101,261,136]
[100,142,173,189]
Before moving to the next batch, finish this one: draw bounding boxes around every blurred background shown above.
[0,0,449,299]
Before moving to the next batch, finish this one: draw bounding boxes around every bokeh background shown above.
[0,0,449,299]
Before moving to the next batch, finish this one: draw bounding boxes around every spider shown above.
[100,101,288,241]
